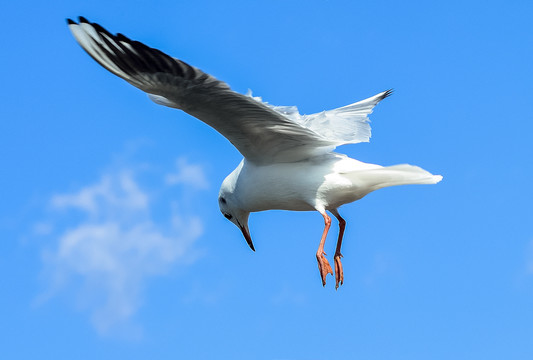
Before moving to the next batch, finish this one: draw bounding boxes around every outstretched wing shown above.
[67,17,336,164]
[249,90,392,146]
[302,90,392,144]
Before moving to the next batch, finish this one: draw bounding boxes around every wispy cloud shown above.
[165,157,209,190]
[51,172,148,217]
[38,163,207,336]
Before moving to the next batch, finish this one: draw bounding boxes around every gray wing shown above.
[67,17,335,164]
[250,89,392,145]
[301,90,392,144]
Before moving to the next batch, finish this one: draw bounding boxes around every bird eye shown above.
[219,197,226,204]
[224,213,233,220]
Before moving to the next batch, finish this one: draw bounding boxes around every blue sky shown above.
[1,0,533,359]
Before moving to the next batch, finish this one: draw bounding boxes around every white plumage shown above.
[68,17,442,289]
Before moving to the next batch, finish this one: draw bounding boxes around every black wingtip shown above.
[383,88,394,99]
[78,16,89,23]
[247,240,255,252]
[116,33,131,42]
[66,18,76,25]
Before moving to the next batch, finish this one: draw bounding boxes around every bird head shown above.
[218,189,253,251]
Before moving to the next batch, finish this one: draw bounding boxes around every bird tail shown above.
[350,164,442,193]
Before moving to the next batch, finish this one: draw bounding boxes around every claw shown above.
[334,253,344,290]
[316,252,333,286]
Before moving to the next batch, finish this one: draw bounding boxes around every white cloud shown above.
[165,157,209,190]
[51,172,148,217]
[40,167,205,336]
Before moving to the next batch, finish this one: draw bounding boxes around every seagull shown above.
[67,17,442,289]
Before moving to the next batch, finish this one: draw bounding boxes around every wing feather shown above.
[249,90,392,145]
[67,17,334,164]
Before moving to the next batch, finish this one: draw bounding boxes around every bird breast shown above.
[232,154,379,212]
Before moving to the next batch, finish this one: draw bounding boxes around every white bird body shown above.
[222,153,441,213]
[67,17,442,288]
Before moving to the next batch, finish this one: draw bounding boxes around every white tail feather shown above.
[351,164,442,193]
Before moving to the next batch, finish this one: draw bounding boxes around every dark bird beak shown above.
[239,223,255,251]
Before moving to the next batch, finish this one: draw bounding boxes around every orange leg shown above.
[331,209,346,290]
[316,211,333,286]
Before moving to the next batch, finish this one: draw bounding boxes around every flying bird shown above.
[67,17,442,289]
